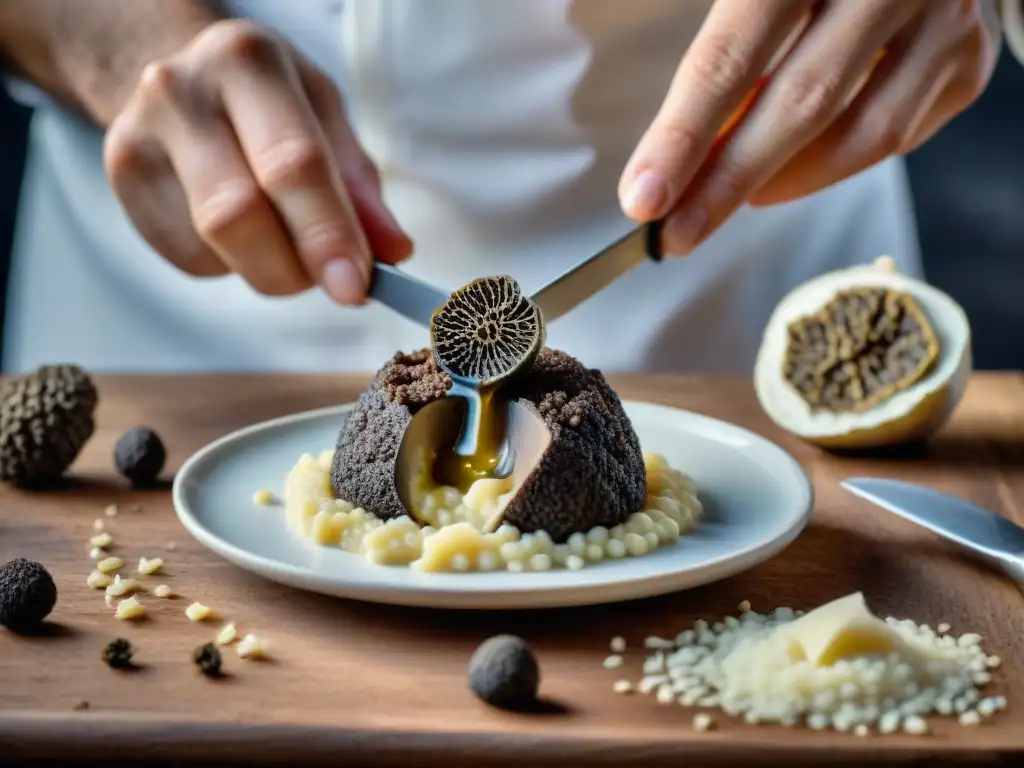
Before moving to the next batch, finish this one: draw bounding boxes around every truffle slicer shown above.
[394,397,551,530]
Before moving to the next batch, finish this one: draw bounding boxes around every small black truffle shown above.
[102,638,135,669]
[193,642,222,677]
[0,558,57,633]
[0,364,98,487]
[468,634,540,709]
[114,427,166,487]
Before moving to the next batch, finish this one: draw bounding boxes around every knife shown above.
[368,219,664,329]
[841,477,1024,585]
[368,263,450,328]
[530,220,663,324]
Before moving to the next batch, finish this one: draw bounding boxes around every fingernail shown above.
[622,168,672,220]
[322,258,367,305]
[665,206,708,255]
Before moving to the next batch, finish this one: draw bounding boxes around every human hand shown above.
[103,19,412,305]
[619,0,1002,255]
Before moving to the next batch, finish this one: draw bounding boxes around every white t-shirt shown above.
[4,0,1021,374]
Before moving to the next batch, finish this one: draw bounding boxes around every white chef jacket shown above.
[5,0,1023,374]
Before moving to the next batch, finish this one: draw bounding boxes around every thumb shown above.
[299,62,413,266]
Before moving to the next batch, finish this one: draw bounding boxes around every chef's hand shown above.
[104,20,412,305]
[619,0,1001,254]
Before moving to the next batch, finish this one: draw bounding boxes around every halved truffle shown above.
[330,347,646,542]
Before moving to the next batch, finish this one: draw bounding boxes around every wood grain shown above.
[1,372,1023,767]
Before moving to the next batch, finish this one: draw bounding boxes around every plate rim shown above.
[171,400,814,609]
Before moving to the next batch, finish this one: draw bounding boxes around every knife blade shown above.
[841,477,1024,583]
[368,263,450,329]
[529,220,663,324]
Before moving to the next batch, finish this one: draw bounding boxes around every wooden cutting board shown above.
[1,373,1022,767]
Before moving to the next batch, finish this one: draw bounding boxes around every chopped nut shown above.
[90,532,113,549]
[104,594,116,609]
[612,679,633,694]
[87,571,113,590]
[152,584,172,598]
[603,654,623,669]
[114,596,146,620]
[738,600,751,613]
[186,602,216,622]
[105,575,141,597]
[610,636,626,653]
[215,622,238,646]
[937,622,951,634]
[252,489,276,506]
[96,556,123,574]
[104,504,119,518]
[92,519,105,532]
[693,713,715,731]
[236,633,265,659]
[89,547,105,561]
[137,557,163,575]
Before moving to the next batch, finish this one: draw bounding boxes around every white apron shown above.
[3,0,921,374]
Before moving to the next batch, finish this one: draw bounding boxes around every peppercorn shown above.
[102,638,134,669]
[193,642,222,677]
[0,558,57,633]
[467,634,540,710]
[114,427,166,488]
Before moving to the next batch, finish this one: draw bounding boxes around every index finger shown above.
[619,0,814,223]
[210,28,374,305]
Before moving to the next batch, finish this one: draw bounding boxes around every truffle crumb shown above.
[114,427,166,487]
[102,638,134,669]
[468,634,540,710]
[193,643,223,677]
[0,558,57,633]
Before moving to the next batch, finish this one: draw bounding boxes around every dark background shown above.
[1,52,1022,371]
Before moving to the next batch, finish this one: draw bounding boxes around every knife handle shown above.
[645,219,665,263]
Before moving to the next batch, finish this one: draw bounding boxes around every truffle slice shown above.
[0,364,98,487]
[331,347,646,542]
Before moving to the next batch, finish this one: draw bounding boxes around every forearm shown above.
[0,0,227,125]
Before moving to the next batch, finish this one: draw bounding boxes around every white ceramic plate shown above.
[173,401,813,610]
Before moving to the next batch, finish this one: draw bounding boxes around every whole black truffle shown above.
[193,642,222,677]
[331,347,646,542]
[114,427,166,487]
[0,364,98,488]
[0,558,57,632]
[468,634,540,709]
[102,638,135,669]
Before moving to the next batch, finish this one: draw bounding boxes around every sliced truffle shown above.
[0,558,57,633]
[114,427,166,487]
[331,347,646,542]
[467,634,540,709]
[0,364,98,488]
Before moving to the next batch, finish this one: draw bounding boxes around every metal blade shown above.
[368,263,450,329]
[841,477,1024,560]
[530,221,661,324]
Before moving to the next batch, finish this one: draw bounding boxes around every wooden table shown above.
[1,372,1023,767]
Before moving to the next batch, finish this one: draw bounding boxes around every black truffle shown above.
[0,364,98,488]
[193,642,222,677]
[102,638,135,669]
[0,558,57,632]
[114,427,166,487]
[468,634,540,709]
[330,347,647,542]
